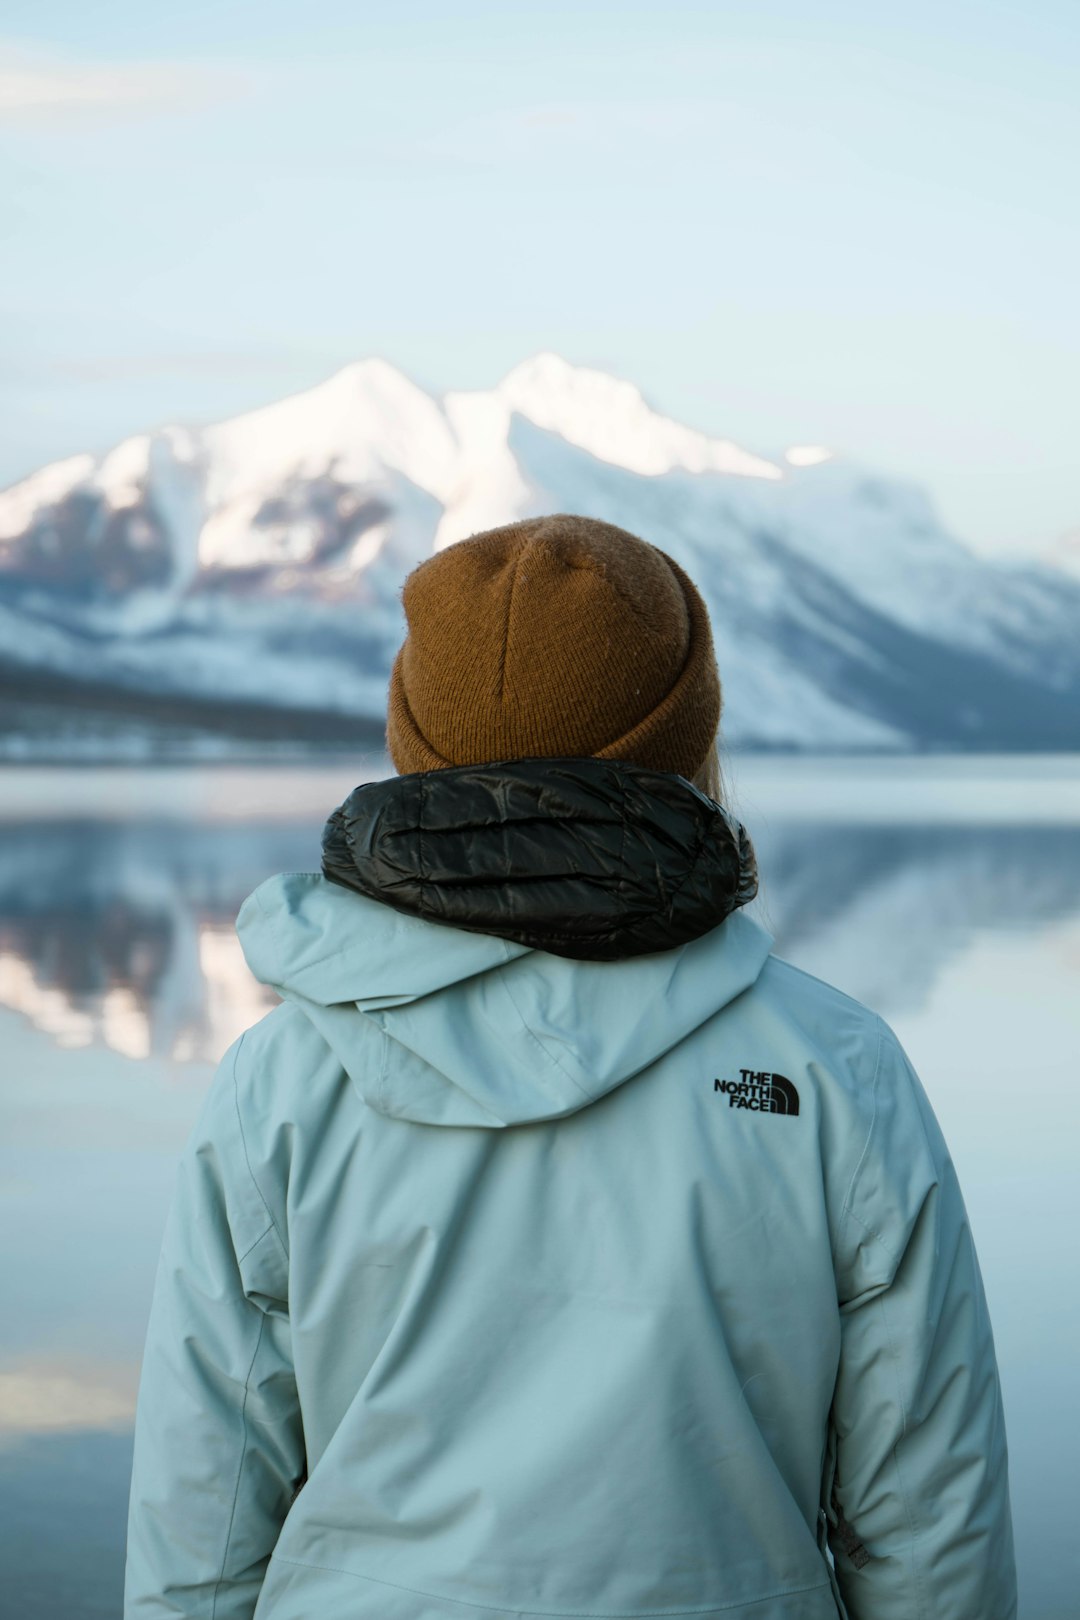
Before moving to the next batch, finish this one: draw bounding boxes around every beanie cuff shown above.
[589,550,720,781]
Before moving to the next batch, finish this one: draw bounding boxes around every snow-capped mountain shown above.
[1,352,1078,756]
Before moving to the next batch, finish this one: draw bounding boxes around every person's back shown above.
[124,515,1017,1620]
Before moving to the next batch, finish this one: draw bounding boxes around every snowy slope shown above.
[1,352,1078,756]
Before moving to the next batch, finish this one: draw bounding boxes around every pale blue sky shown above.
[1,1,1077,556]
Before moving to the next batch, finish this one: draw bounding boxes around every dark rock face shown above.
[0,487,174,599]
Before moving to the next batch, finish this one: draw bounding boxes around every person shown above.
[124,513,1018,1620]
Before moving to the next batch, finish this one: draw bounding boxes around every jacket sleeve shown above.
[826,1016,1017,1620]
[124,1030,305,1619]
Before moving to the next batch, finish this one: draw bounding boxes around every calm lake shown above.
[1,753,1078,1619]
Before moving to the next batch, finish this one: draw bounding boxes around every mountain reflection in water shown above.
[1,809,1079,1060]
[0,820,299,1061]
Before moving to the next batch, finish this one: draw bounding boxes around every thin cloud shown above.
[0,41,250,124]
[46,351,319,383]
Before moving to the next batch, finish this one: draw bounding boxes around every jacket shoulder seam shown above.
[231,1030,290,1262]
[762,952,879,1022]
[834,1013,887,1275]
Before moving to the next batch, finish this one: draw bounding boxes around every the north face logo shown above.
[714,1069,800,1116]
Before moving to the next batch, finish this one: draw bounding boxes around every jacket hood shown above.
[320,755,759,961]
[237,757,774,1128]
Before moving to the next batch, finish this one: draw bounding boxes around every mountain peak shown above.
[202,356,458,506]
[497,352,783,482]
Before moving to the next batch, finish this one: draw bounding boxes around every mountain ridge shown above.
[1,352,1077,758]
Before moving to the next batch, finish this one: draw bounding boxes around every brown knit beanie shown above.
[386,513,721,781]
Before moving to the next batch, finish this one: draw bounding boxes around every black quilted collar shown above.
[321,755,758,962]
